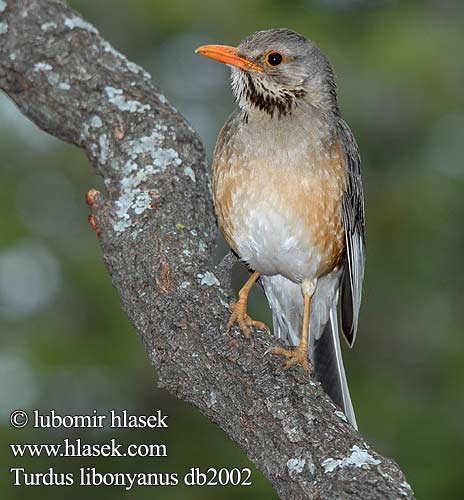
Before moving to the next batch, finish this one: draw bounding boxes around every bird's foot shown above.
[227,299,270,347]
[268,345,312,373]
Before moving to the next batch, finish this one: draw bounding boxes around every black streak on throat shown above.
[244,73,306,119]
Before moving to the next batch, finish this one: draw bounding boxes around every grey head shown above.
[235,29,339,117]
[197,29,339,118]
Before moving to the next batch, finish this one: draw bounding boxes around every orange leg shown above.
[270,292,312,373]
[227,271,270,346]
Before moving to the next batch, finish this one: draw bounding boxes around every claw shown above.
[227,299,270,347]
[268,346,312,373]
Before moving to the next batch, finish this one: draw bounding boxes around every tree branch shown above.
[0,1,415,498]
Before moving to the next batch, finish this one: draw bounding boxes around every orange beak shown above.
[195,44,264,72]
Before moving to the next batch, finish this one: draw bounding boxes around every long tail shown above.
[314,303,357,429]
[261,274,357,429]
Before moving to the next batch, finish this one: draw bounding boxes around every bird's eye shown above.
[266,52,283,67]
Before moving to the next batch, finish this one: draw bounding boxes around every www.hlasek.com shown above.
[9,409,252,489]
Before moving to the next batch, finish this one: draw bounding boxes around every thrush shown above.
[196,29,365,428]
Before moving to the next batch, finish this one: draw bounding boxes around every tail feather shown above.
[261,274,303,346]
[314,303,357,429]
[261,273,357,429]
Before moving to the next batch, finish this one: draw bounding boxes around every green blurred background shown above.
[1,0,463,498]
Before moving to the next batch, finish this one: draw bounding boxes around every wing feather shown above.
[337,119,366,347]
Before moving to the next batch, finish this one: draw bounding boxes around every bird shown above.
[195,28,365,429]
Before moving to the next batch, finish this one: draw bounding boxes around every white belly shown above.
[233,199,321,283]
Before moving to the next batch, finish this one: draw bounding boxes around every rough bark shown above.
[0,1,415,499]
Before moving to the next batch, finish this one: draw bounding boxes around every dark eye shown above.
[266,52,283,67]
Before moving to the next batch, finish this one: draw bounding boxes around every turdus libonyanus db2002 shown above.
[196,28,365,429]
